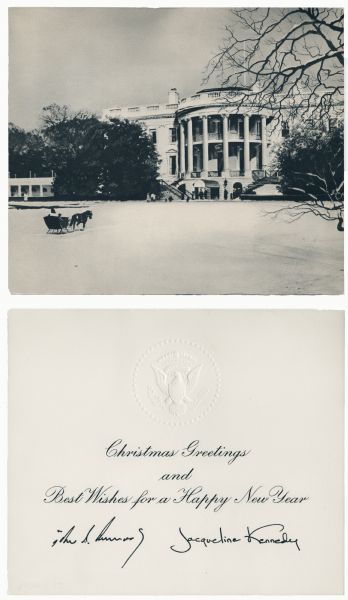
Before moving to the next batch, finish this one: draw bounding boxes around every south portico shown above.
[176,87,272,198]
[103,85,273,198]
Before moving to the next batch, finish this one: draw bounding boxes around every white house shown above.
[102,86,273,199]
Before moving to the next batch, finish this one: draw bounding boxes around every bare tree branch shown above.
[204,8,343,129]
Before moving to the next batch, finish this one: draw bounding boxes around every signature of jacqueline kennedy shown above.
[170,523,300,553]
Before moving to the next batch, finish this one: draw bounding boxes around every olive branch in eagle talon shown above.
[151,363,202,415]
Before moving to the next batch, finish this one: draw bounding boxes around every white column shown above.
[29,185,32,197]
[19,185,22,197]
[179,121,185,175]
[237,146,242,174]
[261,115,268,171]
[40,185,44,197]
[222,114,229,176]
[187,118,193,175]
[202,115,208,177]
[243,114,250,176]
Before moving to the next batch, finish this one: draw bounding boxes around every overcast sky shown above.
[9,7,230,130]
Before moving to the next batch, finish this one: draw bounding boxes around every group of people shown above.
[147,192,174,202]
[147,188,211,202]
[48,207,63,218]
[195,189,208,200]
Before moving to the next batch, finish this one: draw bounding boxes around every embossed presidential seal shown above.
[133,339,221,425]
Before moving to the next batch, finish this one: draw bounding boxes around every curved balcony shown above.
[208,132,223,141]
[177,87,273,121]
[188,127,263,144]
[178,88,247,115]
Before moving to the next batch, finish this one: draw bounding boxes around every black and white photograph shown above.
[2,5,346,599]
[8,7,344,294]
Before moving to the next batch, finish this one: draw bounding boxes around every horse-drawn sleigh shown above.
[43,210,93,234]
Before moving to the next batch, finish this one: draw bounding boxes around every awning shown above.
[192,180,206,188]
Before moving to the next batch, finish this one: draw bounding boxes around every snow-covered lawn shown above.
[9,200,343,294]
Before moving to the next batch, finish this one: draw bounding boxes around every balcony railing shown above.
[229,170,245,177]
[208,132,223,140]
[228,131,244,139]
[192,132,244,142]
[107,103,178,118]
[252,169,266,180]
[187,170,247,178]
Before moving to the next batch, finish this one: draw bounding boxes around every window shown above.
[255,118,261,137]
[169,127,177,143]
[209,119,222,135]
[229,116,238,133]
[169,155,177,175]
[150,129,157,144]
[193,146,201,171]
[193,122,202,135]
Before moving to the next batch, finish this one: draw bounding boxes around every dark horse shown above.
[69,210,93,230]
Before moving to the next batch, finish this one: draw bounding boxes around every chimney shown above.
[168,88,179,104]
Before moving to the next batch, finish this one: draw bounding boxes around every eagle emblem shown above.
[150,360,202,416]
[134,340,220,425]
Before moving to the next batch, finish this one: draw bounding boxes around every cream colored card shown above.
[8,310,344,595]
